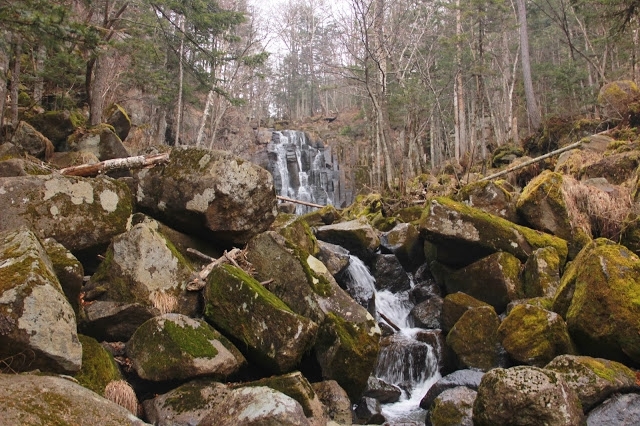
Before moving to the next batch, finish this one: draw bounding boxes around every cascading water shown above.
[341,256,441,423]
[267,130,351,214]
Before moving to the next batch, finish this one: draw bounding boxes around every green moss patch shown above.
[74,335,121,396]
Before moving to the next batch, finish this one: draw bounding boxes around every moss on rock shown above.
[74,335,121,396]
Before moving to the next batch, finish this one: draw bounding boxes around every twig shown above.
[277,195,325,208]
[186,247,215,262]
[379,311,401,332]
[186,248,242,291]
[59,152,170,177]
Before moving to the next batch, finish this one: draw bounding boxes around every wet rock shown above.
[79,301,157,342]
[586,393,640,425]
[523,246,561,298]
[410,295,444,329]
[441,292,491,333]
[372,254,411,292]
[311,380,353,425]
[473,366,584,425]
[420,369,484,410]
[446,306,501,371]
[380,222,425,272]
[428,386,476,426]
[363,376,402,404]
[316,218,380,262]
[354,396,385,425]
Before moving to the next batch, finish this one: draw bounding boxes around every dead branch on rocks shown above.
[277,195,324,208]
[59,152,169,176]
[187,248,246,291]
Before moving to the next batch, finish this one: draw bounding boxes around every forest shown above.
[1,0,640,192]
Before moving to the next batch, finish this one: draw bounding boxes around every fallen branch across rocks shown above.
[186,248,243,291]
[277,195,324,209]
[59,152,170,176]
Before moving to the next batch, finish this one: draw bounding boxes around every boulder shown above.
[0,227,82,373]
[446,306,501,371]
[586,393,640,425]
[441,251,523,313]
[316,240,351,276]
[363,376,402,404]
[545,354,640,411]
[522,246,561,298]
[455,179,518,223]
[26,109,85,148]
[85,216,198,316]
[79,301,157,342]
[106,104,132,142]
[42,237,84,313]
[10,121,54,160]
[563,242,640,363]
[380,222,425,272]
[199,386,311,426]
[428,386,476,426]
[581,151,640,185]
[276,215,320,256]
[420,369,484,410]
[498,304,575,367]
[354,396,385,425]
[48,151,100,169]
[0,373,148,425]
[472,366,584,426]
[127,313,246,382]
[441,292,491,333]
[299,204,341,227]
[315,218,380,262]
[204,264,318,374]
[312,381,352,425]
[241,371,326,422]
[372,253,411,292]
[74,334,122,396]
[135,146,277,245]
[0,157,52,177]
[68,124,130,162]
[410,295,444,329]
[516,170,590,258]
[598,80,640,120]
[419,197,567,268]
[0,174,132,251]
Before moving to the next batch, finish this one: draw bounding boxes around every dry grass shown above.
[104,380,140,416]
[149,290,178,315]
[562,176,633,241]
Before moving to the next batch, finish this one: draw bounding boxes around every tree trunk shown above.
[515,0,541,130]
[10,36,21,127]
[33,45,46,106]
[174,15,185,146]
[89,53,109,125]
[0,33,9,130]
[454,0,467,161]
[196,90,215,146]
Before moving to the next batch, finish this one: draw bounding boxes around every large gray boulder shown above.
[42,237,84,313]
[420,369,485,410]
[69,124,130,162]
[586,393,640,425]
[0,174,132,251]
[380,222,425,272]
[84,216,198,316]
[0,373,149,425]
[0,227,82,373]
[127,314,246,382]
[315,218,381,262]
[419,197,567,268]
[204,264,318,374]
[473,366,584,425]
[135,146,277,245]
[311,380,352,425]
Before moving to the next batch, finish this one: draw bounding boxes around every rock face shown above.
[372,253,411,292]
[0,373,149,426]
[42,237,84,313]
[135,146,277,245]
[127,314,246,382]
[0,174,132,251]
[0,227,82,373]
[473,366,584,425]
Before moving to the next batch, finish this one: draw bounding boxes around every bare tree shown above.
[515,0,541,130]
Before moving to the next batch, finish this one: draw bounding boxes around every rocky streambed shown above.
[1,120,640,425]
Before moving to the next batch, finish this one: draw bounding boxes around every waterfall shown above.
[267,130,350,213]
[341,256,441,423]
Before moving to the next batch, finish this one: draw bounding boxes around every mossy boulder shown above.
[79,301,157,342]
[621,210,640,256]
[204,264,318,374]
[428,386,476,426]
[135,146,277,245]
[26,110,85,148]
[581,151,640,185]
[299,204,341,227]
[316,240,350,276]
[0,227,82,374]
[106,103,132,142]
[516,170,589,258]
[552,238,616,317]
[0,174,132,251]
[446,306,501,371]
[85,216,197,316]
[420,369,485,411]
[68,124,130,162]
[380,222,425,272]
[315,218,381,262]
[341,193,383,220]
[441,292,491,333]
[498,304,575,367]
[74,334,122,396]
[277,216,320,256]
[523,246,561,298]
[0,158,53,177]
[598,80,640,121]
[441,252,523,313]
[491,144,524,167]
[127,313,246,382]
[419,197,568,268]
[545,354,640,411]
[48,151,99,169]
[472,366,584,425]
[0,373,147,426]
[456,179,518,223]
[563,242,640,364]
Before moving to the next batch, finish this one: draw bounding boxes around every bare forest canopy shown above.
[2,0,640,192]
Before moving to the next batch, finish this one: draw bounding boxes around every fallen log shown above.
[478,140,582,182]
[276,195,324,208]
[187,248,243,291]
[59,152,170,176]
